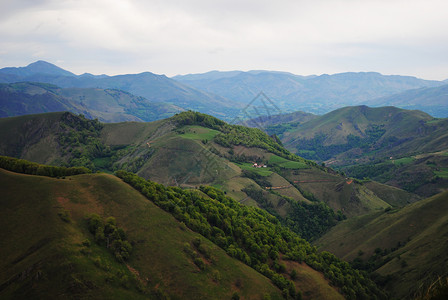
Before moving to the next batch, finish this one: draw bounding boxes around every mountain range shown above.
[174,70,447,116]
[2,60,448,299]
[0,61,242,120]
[0,82,183,122]
[364,84,448,118]
[2,61,448,121]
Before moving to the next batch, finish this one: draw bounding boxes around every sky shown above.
[1,0,448,80]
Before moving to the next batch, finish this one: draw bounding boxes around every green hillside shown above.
[270,106,448,196]
[0,111,419,241]
[0,168,286,299]
[2,158,395,299]
[281,106,435,152]
[314,191,448,299]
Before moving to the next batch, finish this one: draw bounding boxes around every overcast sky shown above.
[1,0,447,80]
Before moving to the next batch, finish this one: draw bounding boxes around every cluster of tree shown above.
[343,160,435,193]
[242,170,272,187]
[87,214,133,262]
[116,170,387,299]
[283,200,339,241]
[57,112,111,170]
[172,110,227,131]
[295,125,388,161]
[0,155,91,177]
[172,111,317,169]
[352,238,411,274]
[264,122,302,137]
[242,184,339,241]
[214,125,305,164]
[342,162,396,183]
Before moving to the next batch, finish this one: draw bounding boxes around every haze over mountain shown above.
[174,70,446,115]
[0,82,183,122]
[365,84,448,118]
[0,61,242,120]
[2,0,448,297]
[2,61,448,121]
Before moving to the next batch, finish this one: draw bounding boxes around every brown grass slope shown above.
[314,191,448,299]
[0,112,66,164]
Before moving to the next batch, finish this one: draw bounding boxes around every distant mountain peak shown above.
[25,60,75,77]
[0,60,75,77]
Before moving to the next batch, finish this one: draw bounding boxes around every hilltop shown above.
[0,157,392,299]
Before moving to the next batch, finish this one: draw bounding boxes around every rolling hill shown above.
[0,82,183,122]
[1,157,395,299]
[314,191,448,299]
[268,106,448,196]
[0,61,242,120]
[0,167,287,299]
[0,111,420,242]
[174,70,445,115]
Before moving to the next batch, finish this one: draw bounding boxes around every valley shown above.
[1,61,448,300]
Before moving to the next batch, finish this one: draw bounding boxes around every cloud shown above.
[0,0,447,79]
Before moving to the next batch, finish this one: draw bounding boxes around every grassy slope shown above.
[0,168,288,299]
[0,112,65,164]
[280,168,391,217]
[0,112,413,220]
[276,105,448,196]
[314,191,448,299]
[343,151,448,197]
[282,106,435,149]
[0,111,420,231]
[364,181,421,207]
[0,168,347,299]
